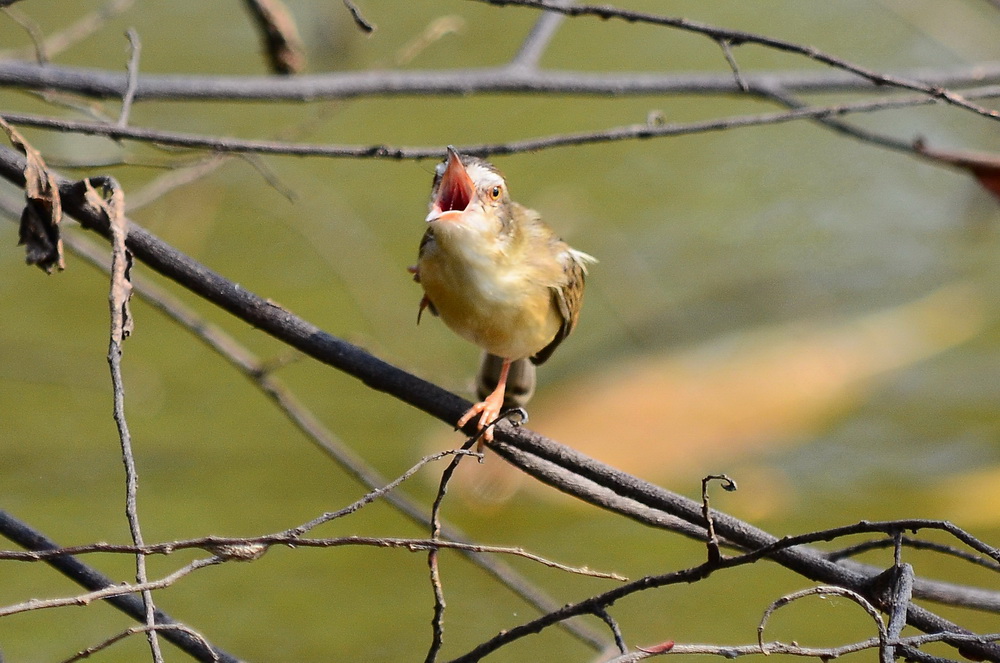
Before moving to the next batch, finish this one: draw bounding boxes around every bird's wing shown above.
[531,247,594,366]
[417,226,436,259]
[414,227,439,320]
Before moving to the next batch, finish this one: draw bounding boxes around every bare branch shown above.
[716,39,748,92]
[84,176,163,661]
[123,153,231,211]
[0,557,221,618]
[424,442,477,662]
[3,83,999,162]
[701,474,737,564]
[661,632,1000,660]
[883,562,915,663]
[59,624,220,663]
[0,0,134,61]
[594,608,627,656]
[758,84,918,156]
[281,449,480,537]
[1,5,47,63]
[0,511,237,661]
[395,15,465,65]
[828,536,1000,573]
[0,532,627,581]
[341,0,375,33]
[3,58,1000,101]
[471,0,1000,119]
[509,0,571,69]
[117,28,141,127]
[758,586,886,654]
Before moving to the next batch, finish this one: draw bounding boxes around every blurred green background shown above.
[1,1,998,661]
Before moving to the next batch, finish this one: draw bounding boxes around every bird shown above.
[410,147,595,448]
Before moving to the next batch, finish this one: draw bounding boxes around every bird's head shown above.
[426,147,511,233]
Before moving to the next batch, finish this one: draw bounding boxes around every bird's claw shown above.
[457,403,530,459]
[504,407,528,427]
[457,397,505,453]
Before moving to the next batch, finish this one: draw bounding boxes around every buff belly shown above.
[419,253,560,361]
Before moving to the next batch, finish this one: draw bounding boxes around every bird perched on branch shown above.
[411,147,595,447]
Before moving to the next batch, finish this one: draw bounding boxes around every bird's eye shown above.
[489,185,502,201]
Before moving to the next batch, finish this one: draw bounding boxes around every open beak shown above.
[426,146,475,223]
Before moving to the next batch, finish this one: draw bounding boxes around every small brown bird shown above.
[411,147,595,446]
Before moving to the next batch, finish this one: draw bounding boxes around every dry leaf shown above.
[637,641,676,655]
[85,178,133,339]
[915,139,1000,202]
[244,0,307,74]
[0,117,64,272]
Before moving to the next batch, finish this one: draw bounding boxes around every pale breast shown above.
[418,225,562,360]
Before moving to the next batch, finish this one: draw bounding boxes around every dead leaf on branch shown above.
[243,0,307,74]
[84,178,133,340]
[0,117,64,273]
[915,139,1000,203]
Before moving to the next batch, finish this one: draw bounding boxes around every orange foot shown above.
[456,358,511,452]
[456,390,504,451]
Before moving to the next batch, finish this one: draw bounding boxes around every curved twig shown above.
[757,586,886,653]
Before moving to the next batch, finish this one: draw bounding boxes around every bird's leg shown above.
[457,358,511,450]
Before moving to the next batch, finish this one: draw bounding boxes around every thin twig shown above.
[827,535,1000,572]
[0,510,238,662]
[341,0,375,33]
[123,153,230,211]
[59,624,220,663]
[717,38,748,92]
[281,449,480,537]
[758,84,918,155]
[3,83,1000,161]
[0,0,134,61]
[701,474,736,564]
[1,5,47,63]
[594,608,627,655]
[0,557,221,618]
[508,0,571,69]
[86,177,163,662]
[758,586,887,654]
[763,519,1000,566]
[656,632,1000,660]
[0,533,626,580]
[472,0,1000,120]
[117,28,141,127]
[424,441,477,663]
